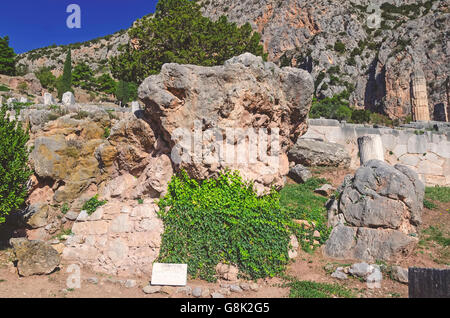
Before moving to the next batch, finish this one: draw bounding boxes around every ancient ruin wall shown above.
[301,119,450,186]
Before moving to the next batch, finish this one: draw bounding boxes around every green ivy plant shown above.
[82,195,107,215]
[157,170,295,282]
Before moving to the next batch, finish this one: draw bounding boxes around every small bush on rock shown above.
[157,170,294,281]
[82,195,107,215]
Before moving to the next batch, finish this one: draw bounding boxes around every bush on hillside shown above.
[0,104,32,223]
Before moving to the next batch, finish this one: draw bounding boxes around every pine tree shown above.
[0,104,32,224]
[58,49,73,99]
[115,80,130,106]
[110,0,266,84]
[0,36,16,76]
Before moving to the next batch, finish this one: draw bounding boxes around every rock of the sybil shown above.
[289,164,312,183]
[62,91,75,105]
[289,139,350,168]
[10,238,60,277]
[139,53,314,191]
[324,160,424,262]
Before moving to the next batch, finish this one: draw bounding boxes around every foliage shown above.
[309,91,351,120]
[17,82,28,94]
[425,186,450,203]
[157,170,294,281]
[279,178,331,251]
[284,276,354,298]
[0,84,10,92]
[35,67,57,91]
[333,41,346,53]
[110,0,266,83]
[57,49,73,99]
[61,203,70,214]
[310,91,395,126]
[96,73,117,95]
[115,80,136,105]
[0,36,16,76]
[72,63,96,90]
[0,104,32,223]
[82,194,107,215]
[423,199,437,210]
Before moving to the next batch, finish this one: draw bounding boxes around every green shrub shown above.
[334,41,346,53]
[0,36,16,76]
[0,84,10,92]
[157,170,294,281]
[0,104,32,223]
[35,67,57,91]
[82,195,107,215]
[61,203,70,214]
[279,178,331,250]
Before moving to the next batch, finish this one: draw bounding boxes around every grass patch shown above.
[420,226,450,265]
[284,277,354,298]
[423,199,437,210]
[280,178,331,251]
[425,186,450,203]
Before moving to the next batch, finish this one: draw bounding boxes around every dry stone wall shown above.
[301,119,450,186]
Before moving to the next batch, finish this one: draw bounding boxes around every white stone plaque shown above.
[150,263,187,286]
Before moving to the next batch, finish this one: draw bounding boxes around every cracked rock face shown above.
[324,159,424,262]
[138,53,314,191]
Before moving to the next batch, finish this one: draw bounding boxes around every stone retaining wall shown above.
[301,119,450,186]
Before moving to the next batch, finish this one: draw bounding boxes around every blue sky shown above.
[0,0,159,54]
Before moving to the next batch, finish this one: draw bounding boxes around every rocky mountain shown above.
[16,0,449,121]
[16,30,129,76]
[200,0,449,121]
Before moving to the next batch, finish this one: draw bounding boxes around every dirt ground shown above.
[0,168,448,298]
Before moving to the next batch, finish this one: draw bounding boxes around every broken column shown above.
[357,134,384,165]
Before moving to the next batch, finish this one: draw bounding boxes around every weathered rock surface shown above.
[288,164,312,183]
[324,160,424,262]
[289,138,351,167]
[139,53,313,190]
[10,238,60,277]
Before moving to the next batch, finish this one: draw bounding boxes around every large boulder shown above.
[289,138,351,168]
[324,160,424,262]
[10,238,60,276]
[138,53,314,190]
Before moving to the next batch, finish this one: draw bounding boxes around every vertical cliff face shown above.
[200,0,449,121]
